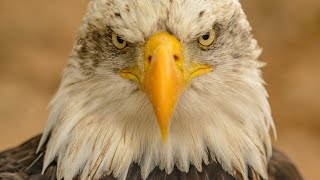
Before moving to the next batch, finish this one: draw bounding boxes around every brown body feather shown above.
[0,135,303,180]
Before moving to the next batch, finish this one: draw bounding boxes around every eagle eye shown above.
[198,28,216,48]
[112,32,127,49]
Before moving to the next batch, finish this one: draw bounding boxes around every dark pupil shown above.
[117,36,124,44]
[202,33,210,40]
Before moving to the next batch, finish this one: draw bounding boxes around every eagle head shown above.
[38,0,275,179]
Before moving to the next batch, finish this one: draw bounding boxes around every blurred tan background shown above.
[0,0,319,179]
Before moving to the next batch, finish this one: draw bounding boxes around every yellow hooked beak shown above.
[120,32,212,142]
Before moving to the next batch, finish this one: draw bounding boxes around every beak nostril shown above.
[174,55,179,62]
[148,56,152,63]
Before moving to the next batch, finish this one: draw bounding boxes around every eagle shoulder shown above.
[0,135,56,180]
[268,148,304,180]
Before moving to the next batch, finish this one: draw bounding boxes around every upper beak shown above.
[120,32,212,142]
[144,32,184,142]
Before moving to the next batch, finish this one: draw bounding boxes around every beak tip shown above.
[160,129,169,143]
[157,114,171,144]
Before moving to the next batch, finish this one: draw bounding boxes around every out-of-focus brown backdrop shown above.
[0,0,319,179]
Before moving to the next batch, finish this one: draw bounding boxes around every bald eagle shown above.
[0,0,303,180]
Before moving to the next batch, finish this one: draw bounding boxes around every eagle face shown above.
[39,0,275,179]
